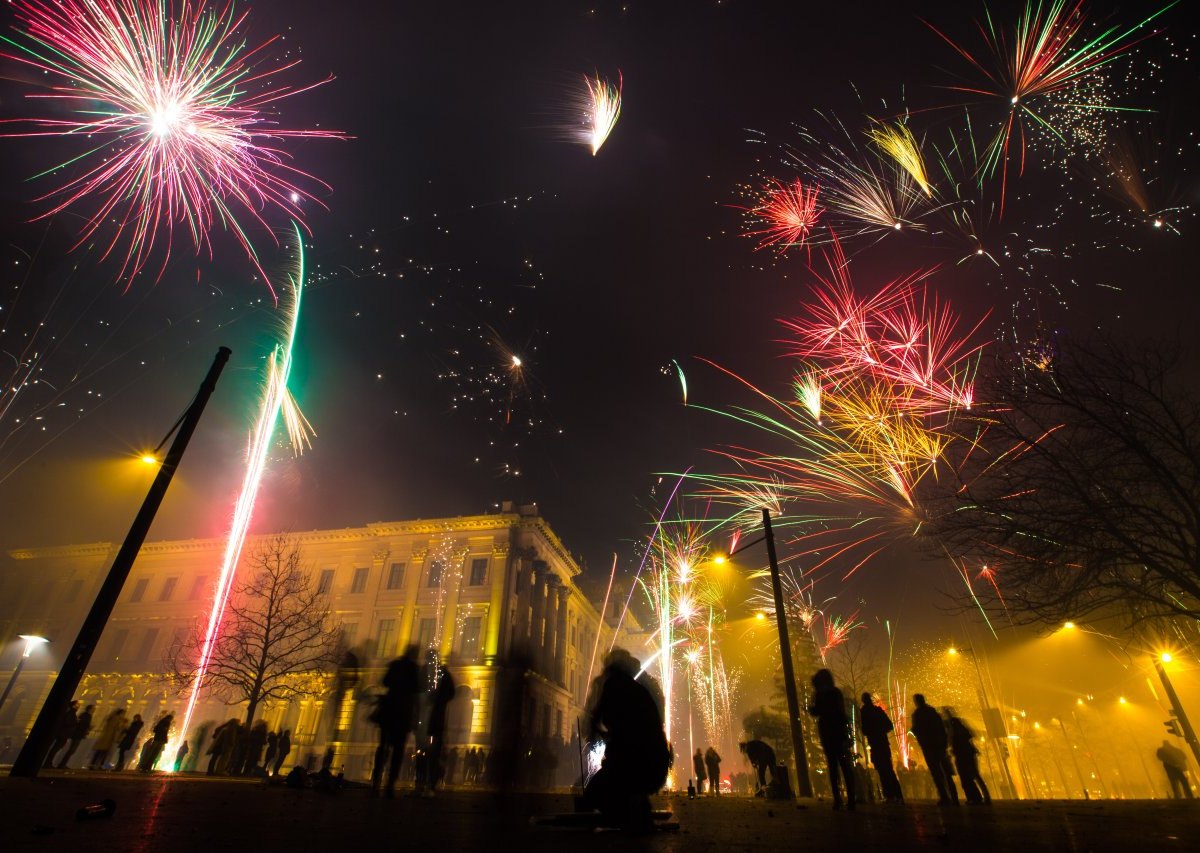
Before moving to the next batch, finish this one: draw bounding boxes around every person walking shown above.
[1156,740,1195,799]
[89,707,127,770]
[945,708,990,804]
[56,703,95,768]
[206,719,239,775]
[808,669,857,810]
[704,746,722,795]
[692,748,707,794]
[264,730,279,772]
[273,730,292,776]
[911,694,958,805]
[739,740,778,795]
[860,693,903,803]
[115,714,143,770]
[44,700,80,768]
[370,645,420,797]
[424,664,457,796]
[243,719,268,775]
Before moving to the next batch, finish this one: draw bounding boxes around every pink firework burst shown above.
[743,178,822,251]
[1,0,345,294]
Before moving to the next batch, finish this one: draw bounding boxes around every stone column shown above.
[483,542,510,664]
[396,547,427,651]
[438,546,467,662]
[529,563,547,668]
[554,584,569,686]
[512,558,531,652]
[543,574,560,680]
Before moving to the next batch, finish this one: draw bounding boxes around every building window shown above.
[460,616,482,662]
[542,703,551,737]
[375,618,396,658]
[317,569,335,594]
[188,576,209,601]
[159,577,178,602]
[416,617,437,652]
[386,562,406,590]
[350,567,369,594]
[135,628,159,663]
[63,579,83,604]
[341,623,359,648]
[129,578,149,603]
[556,708,564,739]
[109,628,129,662]
[171,626,190,651]
[427,561,444,588]
[468,558,488,586]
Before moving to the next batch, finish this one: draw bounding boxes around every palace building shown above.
[0,502,636,779]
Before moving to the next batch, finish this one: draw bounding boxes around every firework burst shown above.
[581,71,622,155]
[1,0,345,292]
[867,120,933,197]
[741,178,822,252]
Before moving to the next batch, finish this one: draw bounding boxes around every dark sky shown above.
[1,0,1197,644]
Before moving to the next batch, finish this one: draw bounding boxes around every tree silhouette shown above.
[166,534,341,726]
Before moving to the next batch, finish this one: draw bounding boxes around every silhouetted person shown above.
[704,746,722,795]
[1157,740,1194,799]
[243,719,268,774]
[206,719,239,775]
[945,708,990,804]
[808,669,856,810]
[581,649,671,829]
[44,700,80,768]
[264,730,279,770]
[911,694,957,805]
[116,714,143,770]
[692,748,706,793]
[57,703,95,768]
[273,730,292,776]
[739,740,777,794]
[89,707,126,770]
[424,664,456,795]
[174,741,190,772]
[860,693,903,803]
[139,712,173,771]
[371,645,420,797]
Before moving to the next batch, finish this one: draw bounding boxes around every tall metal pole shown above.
[963,646,1017,799]
[1154,657,1200,769]
[0,657,29,714]
[1073,710,1108,797]
[10,347,232,778]
[762,507,813,798]
[1056,717,1090,799]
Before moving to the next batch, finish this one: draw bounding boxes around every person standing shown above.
[116,714,143,770]
[273,730,292,776]
[89,707,127,770]
[57,703,95,768]
[242,719,268,775]
[692,748,707,793]
[370,645,420,797]
[945,709,990,804]
[808,669,857,810]
[860,693,903,803]
[704,746,722,795]
[206,719,239,775]
[139,712,173,771]
[911,694,958,805]
[264,730,279,772]
[424,664,457,796]
[1156,739,1195,799]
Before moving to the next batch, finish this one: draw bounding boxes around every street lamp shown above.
[0,635,50,714]
[714,507,814,798]
[1153,651,1200,769]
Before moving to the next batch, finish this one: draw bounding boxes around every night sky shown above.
[1,0,1197,647]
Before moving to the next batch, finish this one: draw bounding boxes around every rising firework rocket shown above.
[173,223,308,757]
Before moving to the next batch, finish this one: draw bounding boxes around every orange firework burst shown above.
[743,178,822,251]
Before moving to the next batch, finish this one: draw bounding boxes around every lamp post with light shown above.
[0,635,49,714]
[948,644,1017,799]
[1154,651,1200,769]
[715,507,814,798]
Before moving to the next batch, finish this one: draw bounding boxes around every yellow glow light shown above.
[141,454,158,465]
[755,611,767,622]
[1118,697,1127,705]
[1161,652,1173,663]
[947,646,958,656]
[713,555,727,565]
[1064,621,1076,629]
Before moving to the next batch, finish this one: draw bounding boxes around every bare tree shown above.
[166,534,342,726]
[831,630,882,705]
[930,338,1200,629]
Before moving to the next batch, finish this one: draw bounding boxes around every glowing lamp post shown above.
[1153,652,1200,769]
[0,635,49,714]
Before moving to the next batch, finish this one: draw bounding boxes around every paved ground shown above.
[1,772,1198,852]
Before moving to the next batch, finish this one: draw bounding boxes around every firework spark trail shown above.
[174,222,307,754]
[868,120,933,197]
[582,71,622,155]
[924,0,1179,214]
[818,609,863,659]
[1,0,344,293]
[740,178,822,252]
[587,553,618,685]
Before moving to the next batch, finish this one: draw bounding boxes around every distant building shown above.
[0,502,637,780]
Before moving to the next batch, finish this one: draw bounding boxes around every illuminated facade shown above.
[0,502,630,779]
